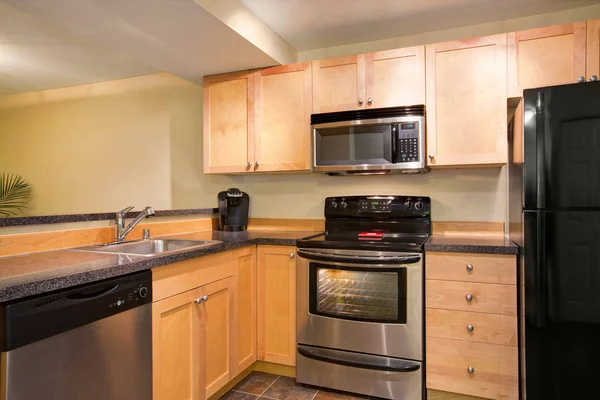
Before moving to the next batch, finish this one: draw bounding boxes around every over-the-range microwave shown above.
[311,105,428,175]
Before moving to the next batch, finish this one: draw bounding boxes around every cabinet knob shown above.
[367,98,373,104]
[194,295,208,304]
[247,161,252,167]
[467,366,475,374]
[466,264,473,272]
[466,293,473,302]
[255,161,260,167]
[428,154,435,159]
[591,75,598,82]
[578,76,585,83]
[358,99,364,105]
[289,253,295,259]
[467,324,474,332]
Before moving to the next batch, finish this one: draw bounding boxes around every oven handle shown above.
[297,249,421,265]
[297,345,421,373]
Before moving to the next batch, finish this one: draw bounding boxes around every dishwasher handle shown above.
[66,284,119,301]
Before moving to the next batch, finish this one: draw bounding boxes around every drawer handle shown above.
[467,324,474,332]
[467,366,474,374]
[466,264,473,272]
[194,295,208,304]
[466,294,473,302]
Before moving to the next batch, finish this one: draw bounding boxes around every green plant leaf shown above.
[0,173,32,217]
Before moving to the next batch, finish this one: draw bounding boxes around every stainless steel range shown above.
[296,195,430,400]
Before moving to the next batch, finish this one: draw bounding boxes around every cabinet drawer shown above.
[426,253,516,285]
[426,309,517,346]
[426,337,518,400]
[426,280,516,316]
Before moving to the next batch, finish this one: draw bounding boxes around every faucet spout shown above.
[116,206,155,242]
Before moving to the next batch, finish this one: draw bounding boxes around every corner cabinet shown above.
[587,19,600,81]
[257,245,297,366]
[312,47,426,113]
[425,35,507,167]
[203,71,255,174]
[507,22,587,97]
[232,246,257,375]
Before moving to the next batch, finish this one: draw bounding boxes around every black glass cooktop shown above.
[297,231,429,252]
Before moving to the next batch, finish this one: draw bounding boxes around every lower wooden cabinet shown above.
[257,245,297,366]
[232,246,257,375]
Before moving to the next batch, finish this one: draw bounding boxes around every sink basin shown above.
[69,239,222,257]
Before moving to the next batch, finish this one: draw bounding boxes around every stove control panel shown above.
[325,196,430,218]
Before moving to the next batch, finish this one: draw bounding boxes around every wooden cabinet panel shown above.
[255,63,311,172]
[426,253,516,285]
[201,277,234,398]
[426,309,517,347]
[203,71,255,173]
[426,35,507,167]
[426,337,518,400]
[152,251,234,302]
[312,55,365,113]
[508,22,586,96]
[232,246,257,375]
[366,46,426,108]
[587,19,600,79]
[257,245,297,366]
[426,280,516,316]
[153,288,203,400]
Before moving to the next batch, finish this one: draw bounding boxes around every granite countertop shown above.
[0,230,318,303]
[425,234,518,255]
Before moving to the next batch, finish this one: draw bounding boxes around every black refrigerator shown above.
[509,81,600,399]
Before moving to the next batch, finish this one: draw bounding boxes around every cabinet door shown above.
[254,63,311,172]
[200,277,234,398]
[426,35,507,167]
[257,245,297,366]
[365,46,426,108]
[587,19,600,80]
[312,55,366,113]
[153,288,203,400]
[232,246,257,375]
[508,22,586,96]
[203,71,255,173]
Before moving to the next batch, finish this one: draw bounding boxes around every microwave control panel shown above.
[396,122,420,163]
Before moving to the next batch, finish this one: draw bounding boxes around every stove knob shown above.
[330,201,338,209]
[340,201,348,210]
[404,200,413,210]
[414,200,424,210]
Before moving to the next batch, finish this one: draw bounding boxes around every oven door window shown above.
[309,263,407,324]
[314,124,393,166]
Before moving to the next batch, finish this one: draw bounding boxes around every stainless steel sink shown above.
[68,239,222,257]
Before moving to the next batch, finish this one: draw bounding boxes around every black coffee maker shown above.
[218,188,249,231]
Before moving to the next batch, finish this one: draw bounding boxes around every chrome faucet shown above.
[116,206,155,242]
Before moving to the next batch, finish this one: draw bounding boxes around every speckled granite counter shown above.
[0,230,318,303]
[425,235,518,255]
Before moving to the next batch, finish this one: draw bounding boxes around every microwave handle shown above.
[391,124,398,163]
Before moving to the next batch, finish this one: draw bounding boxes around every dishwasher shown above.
[0,270,153,400]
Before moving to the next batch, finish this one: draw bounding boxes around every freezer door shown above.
[522,211,600,399]
[523,82,600,209]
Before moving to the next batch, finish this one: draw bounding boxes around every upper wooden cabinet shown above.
[312,47,426,113]
[426,35,507,167]
[508,22,586,96]
[254,63,312,172]
[203,71,255,174]
[587,19,600,80]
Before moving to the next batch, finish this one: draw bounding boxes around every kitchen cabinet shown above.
[257,245,297,366]
[425,34,507,167]
[425,252,518,400]
[201,277,234,398]
[232,246,257,375]
[254,63,312,172]
[312,47,425,113]
[587,19,600,80]
[508,22,586,97]
[203,71,255,174]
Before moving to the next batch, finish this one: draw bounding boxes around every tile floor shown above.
[221,371,379,400]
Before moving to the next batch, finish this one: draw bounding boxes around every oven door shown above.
[297,248,423,361]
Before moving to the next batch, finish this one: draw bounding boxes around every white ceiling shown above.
[1,0,278,95]
[241,0,600,50]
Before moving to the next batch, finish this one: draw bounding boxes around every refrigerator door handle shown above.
[535,212,548,327]
[535,92,546,209]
